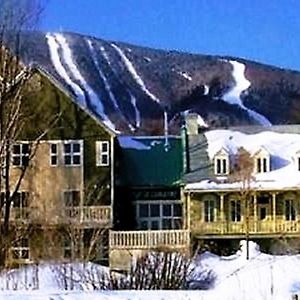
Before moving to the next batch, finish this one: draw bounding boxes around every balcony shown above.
[109,229,190,250]
[193,219,300,237]
[64,206,111,226]
[4,206,112,227]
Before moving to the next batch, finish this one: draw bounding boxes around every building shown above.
[109,135,190,271]
[183,118,300,251]
[3,67,115,266]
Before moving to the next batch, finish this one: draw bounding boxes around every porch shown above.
[189,190,300,238]
[194,219,300,238]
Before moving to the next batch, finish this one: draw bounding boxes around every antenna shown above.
[164,109,170,152]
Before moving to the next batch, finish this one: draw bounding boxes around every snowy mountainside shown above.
[15,31,300,134]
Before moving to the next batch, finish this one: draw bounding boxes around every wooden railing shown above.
[4,206,111,225]
[110,230,190,249]
[193,219,300,235]
[64,206,111,224]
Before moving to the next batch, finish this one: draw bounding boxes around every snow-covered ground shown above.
[1,241,300,299]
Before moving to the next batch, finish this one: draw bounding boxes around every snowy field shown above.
[0,241,299,300]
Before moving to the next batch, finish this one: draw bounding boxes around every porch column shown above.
[272,192,276,232]
[220,194,225,233]
[186,192,191,230]
[253,193,257,232]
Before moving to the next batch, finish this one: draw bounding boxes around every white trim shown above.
[62,140,83,167]
[11,142,30,167]
[49,142,59,167]
[135,200,183,230]
[96,141,110,166]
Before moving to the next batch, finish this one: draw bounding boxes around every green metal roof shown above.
[117,136,183,187]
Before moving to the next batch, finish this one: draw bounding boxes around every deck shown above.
[109,229,190,250]
[6,206,112,227]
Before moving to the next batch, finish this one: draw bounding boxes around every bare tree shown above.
[231,147,254,260]
[0,0,49,267]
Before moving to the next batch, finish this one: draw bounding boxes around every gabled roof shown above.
[184,125,300,191]
[117,136,183,186]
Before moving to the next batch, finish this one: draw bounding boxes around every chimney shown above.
[185,112,200,135]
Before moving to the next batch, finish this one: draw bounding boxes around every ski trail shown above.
[53,33,116,131]
[86,39,135,131]
[223,60,271,126]
[46,33,86,106]
[100,45,141,128]
[111,43,161,104]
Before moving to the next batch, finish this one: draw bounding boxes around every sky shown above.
[41,0,300,71]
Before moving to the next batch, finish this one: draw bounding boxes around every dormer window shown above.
[214,148,229,175]
[253,147,270,173]
[256,157,268,173]
[295,151,300,171]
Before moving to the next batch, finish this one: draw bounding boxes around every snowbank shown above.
[2,241,300,299]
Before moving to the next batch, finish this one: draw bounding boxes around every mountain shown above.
[14,31,300,134]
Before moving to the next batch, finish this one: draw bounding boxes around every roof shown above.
[117,136,183,187]
[183,125,300,191]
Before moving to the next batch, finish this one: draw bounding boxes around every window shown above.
[230,200,241,222]
[64,191,80,206]
[63,142,82,166]
[1,191,29,219]
[12,143,30,166]
[256,157,268,173]
[50,143,58,166]
[96,141,110,166]
[63,237,72,259]
[214,153,229,175]
[136,202,182,230]
[285,199,296,221]
[204,199,215,222]
[11,238,30,260]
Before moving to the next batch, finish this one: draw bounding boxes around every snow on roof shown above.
[118,136,151,150]
[186,129,300,191]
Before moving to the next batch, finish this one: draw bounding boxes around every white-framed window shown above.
[204,199,215,222]
[285,199,296,221]
[11,238,30,261]
[297,157,300,171]
[214,148,229,175]
[136,201,183,230]
[12,143,30,166]
[63,190,80,207]
[230,199,241,222]
[96,141,110,166]
[215,158,228,175]
[50,143,58,166]
[256,157,269,173]
[13,191,29,219]
[63,141,82,166]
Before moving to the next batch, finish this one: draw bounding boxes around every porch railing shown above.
[109,229,190,249]
[193,219,300,235]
